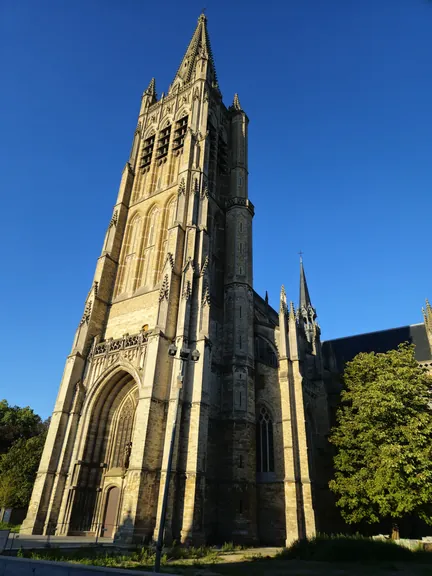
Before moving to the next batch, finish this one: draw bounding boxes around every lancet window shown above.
[111,397,136,469]
[207,123,217,192]
[138,207,160,288]
[256,405,275,473]
[218,130,228,174]
[115,214,143,296]
[159,197,177,279]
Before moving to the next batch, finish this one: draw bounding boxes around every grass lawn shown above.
[15,535,432,575]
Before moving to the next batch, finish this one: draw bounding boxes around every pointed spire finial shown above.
[143,78,157,101]
[299,254,312,310]
[280,285,287,314]
[230,93,242,111]
[265,290,269,305]
[289,301,296,319]
[169,13,217,94]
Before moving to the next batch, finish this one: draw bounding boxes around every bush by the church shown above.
[280,534,431,563]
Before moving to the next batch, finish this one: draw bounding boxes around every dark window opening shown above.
[255,337,278,368]
[173,116,188,151]
[140,134,155,169]
[156,125,171,159]
[218,134,228,174]
[208,125,218,190]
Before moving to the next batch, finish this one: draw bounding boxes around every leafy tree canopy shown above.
[0,432,47,508]
[0,399,45,454]
[329,343,432,528]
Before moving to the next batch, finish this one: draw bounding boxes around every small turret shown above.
[278,286,289,358]
[230,93,242,112]
[139,78,157,114]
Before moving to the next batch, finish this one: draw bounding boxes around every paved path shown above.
[0,555,177,575]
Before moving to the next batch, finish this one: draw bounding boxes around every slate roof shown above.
[322,323,431,372]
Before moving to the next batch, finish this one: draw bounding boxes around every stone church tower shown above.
[21,14,332,546]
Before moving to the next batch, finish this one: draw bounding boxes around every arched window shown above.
[139,207,159,288]
[111,397,136,469]
[158,198,177,279]
[255,337,278,368]
[256,405,275,473]
[166,197,177,228]
[115,214,142,296]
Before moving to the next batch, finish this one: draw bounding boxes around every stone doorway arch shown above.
[67,369,138,535]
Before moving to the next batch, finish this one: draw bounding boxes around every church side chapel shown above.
[21,14,361,546]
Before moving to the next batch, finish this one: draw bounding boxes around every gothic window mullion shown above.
[257,406,275,474]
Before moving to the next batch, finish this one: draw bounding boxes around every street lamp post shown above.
[154,344,200,573]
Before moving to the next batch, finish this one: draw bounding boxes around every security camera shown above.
[180,348,191,360]
[191,349,200,362]
[168,344,178,357]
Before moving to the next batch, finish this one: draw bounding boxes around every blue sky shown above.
[1,0,431,419]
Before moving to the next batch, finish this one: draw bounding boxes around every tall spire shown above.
[299,255,312,310]
[144,78,156,99]
[169,13,218,93]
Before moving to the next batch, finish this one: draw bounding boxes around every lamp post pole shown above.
[154,345,200,573]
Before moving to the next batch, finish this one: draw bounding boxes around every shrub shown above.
[0,521,20,533]
[279,534,432,564]
[221,541,242,553]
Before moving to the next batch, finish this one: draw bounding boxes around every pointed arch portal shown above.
[69,370,138,534]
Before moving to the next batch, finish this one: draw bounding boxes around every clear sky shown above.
[1,0,432,419]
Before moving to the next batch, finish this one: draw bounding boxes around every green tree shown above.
[0,400,44,454]
[329,343,432,536]
[0,432,47,508]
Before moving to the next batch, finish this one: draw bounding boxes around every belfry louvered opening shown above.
[173,116,188,151]
[140,134,155,169]
[156,125,171,159]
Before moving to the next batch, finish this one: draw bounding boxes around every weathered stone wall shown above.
[257,483,286,545]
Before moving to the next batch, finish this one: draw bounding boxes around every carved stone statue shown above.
[122,442,132,471]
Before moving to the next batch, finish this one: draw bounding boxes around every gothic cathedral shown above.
[21,14,333,546]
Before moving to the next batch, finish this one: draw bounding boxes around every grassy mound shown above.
[279,534,432,564]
